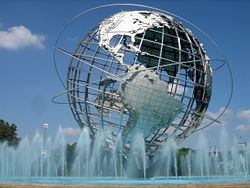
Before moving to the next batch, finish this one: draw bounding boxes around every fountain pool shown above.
[0,176,249,186]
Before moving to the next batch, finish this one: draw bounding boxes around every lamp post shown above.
[42,123,48,156]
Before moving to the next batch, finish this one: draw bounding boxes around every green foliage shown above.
[66,143,77,175]
[178,147,192,157]
[0,119,21,146]
[176,147,193,176]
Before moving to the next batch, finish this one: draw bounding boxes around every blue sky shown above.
[0,0,250,148]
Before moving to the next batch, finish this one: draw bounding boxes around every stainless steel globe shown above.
[64,10,212,154]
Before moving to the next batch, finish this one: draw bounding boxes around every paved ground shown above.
[0,183,250,188]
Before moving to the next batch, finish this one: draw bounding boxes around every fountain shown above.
[0,127,249,186]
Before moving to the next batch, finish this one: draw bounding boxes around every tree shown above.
[66,143,77,175]
[178,147,192,157]
[177,147,193,176]
[0,119,21,146]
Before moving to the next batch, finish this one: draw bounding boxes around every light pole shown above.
[42,123,48,156]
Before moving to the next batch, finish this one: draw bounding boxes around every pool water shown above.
[0,176,249,185]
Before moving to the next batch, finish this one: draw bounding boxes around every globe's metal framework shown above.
[61,10,213,154]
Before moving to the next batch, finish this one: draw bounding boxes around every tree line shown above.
[0,119,21,146]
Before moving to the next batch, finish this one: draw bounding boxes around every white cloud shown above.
[237,109,250,120]
[203,107,233,126]
[235,109,250,132]
[168,82,185,95]
[0,25,46,50]
[235,124,250,131]
[62,127,82,135]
